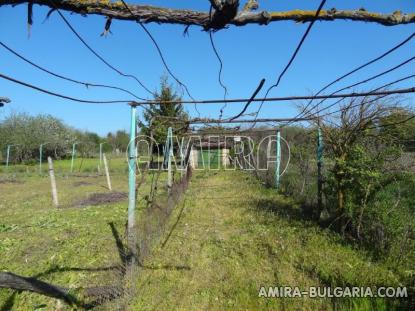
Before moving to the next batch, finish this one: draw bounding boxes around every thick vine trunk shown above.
[0,1,413,29]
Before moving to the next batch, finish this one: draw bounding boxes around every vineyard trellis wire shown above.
[1,0,415,308]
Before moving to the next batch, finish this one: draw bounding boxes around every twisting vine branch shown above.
[1,0,414,29]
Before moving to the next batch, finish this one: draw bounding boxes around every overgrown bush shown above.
[360,173,415,266]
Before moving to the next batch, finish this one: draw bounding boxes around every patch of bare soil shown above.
[72,174,100,178]
[72,192,127,208]
[72,181,93,187]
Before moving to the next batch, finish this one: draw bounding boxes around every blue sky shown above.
[0,0,414,135]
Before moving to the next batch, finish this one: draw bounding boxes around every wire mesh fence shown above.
[136,165,192,262]
[0,143,193,309]
[94,163,193,309]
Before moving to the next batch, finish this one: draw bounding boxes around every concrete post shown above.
[103,153,112,191]
[47,157,59,207]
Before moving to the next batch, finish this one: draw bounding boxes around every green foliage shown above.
[379,108,415,150]
[0,223,18,233]
[266,116,415,276]
[0,112,113,163]
[106,130,129,152]
[0,113,75,162]
[321,137,415,264]
[360,173,415,267]
[73,130,102,157]
[141,75,188,149]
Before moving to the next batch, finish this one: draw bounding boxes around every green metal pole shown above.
[128,105,137,234]
[71,143,76,173]
[275,130,281,190]
[39,144,43,174]
[6,145,10,169]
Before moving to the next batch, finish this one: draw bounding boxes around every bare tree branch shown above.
[0,96,11,104]
[209,0,239,30]
[1,0,414,29]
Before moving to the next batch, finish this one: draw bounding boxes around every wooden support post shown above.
[103,154,112,191]
[275,130,281,190]
[47,157,59,208]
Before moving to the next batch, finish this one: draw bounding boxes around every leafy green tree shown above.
[107,130,129,152]
[141,75,188,151]
[74,131,103,158]
[0,113,114,162]
[378,108,415,150]
[0,113,75,162]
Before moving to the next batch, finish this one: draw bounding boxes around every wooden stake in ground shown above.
[103,153,112,191]
[47,156,59,207]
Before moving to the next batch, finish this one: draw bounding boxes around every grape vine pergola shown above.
[0,0,414,305]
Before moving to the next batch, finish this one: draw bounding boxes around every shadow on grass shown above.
[161,198,187,249]
[253,197,316,223]
[108,221,190,271]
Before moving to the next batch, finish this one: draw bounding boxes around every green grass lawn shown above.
[131,171,409,310]
[0,156,129,176]
[0,170,411,310]
[0,166,157,310]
